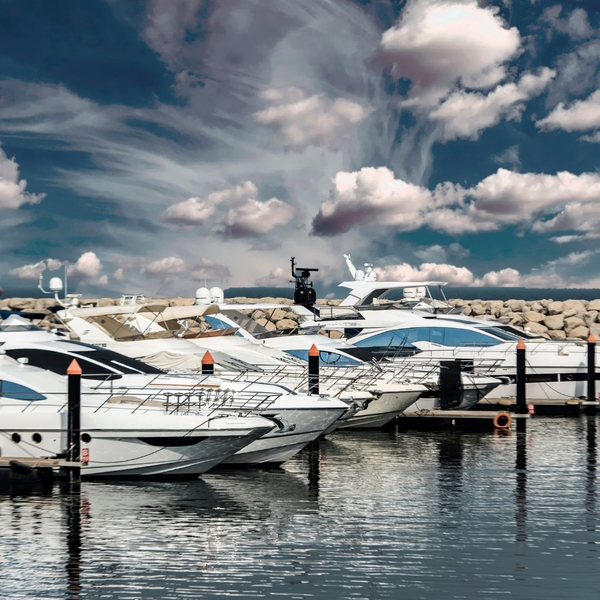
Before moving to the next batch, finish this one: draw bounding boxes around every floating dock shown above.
[0,457,80,484]
[398,409,529,431]
[477,398,600,416]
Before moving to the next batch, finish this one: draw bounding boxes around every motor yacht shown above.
[0,348,276,477]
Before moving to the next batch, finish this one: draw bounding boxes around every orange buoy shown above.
[492,412,512,429]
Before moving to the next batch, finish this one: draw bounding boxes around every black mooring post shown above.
[202,350,215,375]
[588,334,596,405]
[516,339,527,432]
[67,359,82,483]
[308,344,319,395]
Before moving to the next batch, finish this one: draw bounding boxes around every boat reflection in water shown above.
[2,419,600,599]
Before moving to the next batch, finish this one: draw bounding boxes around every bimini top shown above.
[338,280,448,308]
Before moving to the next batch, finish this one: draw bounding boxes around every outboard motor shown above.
[290,257,318,308]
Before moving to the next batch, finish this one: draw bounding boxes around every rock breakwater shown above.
[2,296,600,340]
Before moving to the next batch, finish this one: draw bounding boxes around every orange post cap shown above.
[517,338,526,350]
[67,359,82,375]
[308,344,319,357]
[588,333,596,344]
[201,350,214,364]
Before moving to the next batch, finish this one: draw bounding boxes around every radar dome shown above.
[210,287,224,303]
[195,287,211,305]
[49,277,63,292]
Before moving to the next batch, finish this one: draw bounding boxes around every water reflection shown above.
[2,421,600,599]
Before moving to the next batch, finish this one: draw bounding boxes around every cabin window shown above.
[204,316,237,331]
[284,349,361,367]
[354,326,500,349]
[0,381,46,401]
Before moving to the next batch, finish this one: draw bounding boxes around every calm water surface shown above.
[1,418,599,599]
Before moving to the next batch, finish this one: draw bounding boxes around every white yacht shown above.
[0,315,348,465]
[0,349,276,477]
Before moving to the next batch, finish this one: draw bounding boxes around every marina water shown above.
[2,417,599,599]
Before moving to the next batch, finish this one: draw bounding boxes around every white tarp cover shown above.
[142,351,203,371]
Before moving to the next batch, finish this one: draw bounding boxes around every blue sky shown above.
[2,0,600,296]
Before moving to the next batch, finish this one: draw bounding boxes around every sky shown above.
[2,0,600,297]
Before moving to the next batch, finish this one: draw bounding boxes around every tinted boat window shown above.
[0,381,46,401]
[284,349,361,367]
[5,349,122,380]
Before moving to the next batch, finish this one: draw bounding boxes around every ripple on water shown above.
[1,418,599,599]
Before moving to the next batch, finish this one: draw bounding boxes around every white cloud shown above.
[375,262,475,286]
[145,256,186,275]
[0,145,46,209]
[413,243,469,263]
[67,251,104,279]
[113,268,125,281]
[431,68,555,141]
[221,198,294,237]
[255,266,290,287]
[254,87,370,151]
[474,267,521,287]
[538,89,600,135]
[378,0,521,105]
[311,167,433,235]
[190,258,231,283]
[9,259,60,280]
[163,181,293,237]
[542,5,593,40]
[493,144,521,169]
[313,166,600,237]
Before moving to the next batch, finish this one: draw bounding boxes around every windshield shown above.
[66,342,164,374]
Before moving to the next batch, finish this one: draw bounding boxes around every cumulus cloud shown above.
[312,166,600,237]
[431,68,555,141]
[0,145,46,209]
[9,258,62,280]
[145,256,186,275]
[113,268,125,281]
[475,268,521,287]
[378,0,521,105]
[375,262,475,286]
[190,258,231,283]
[537,89,600,136]
[67,252,104,279]
[253,87,371,151]
[493,144,521,170]
[311,167,433,236]
[542,5,593,40]
[221,198,295,237]
[163,181,293,237]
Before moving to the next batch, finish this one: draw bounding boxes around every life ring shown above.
[493,412,512,429]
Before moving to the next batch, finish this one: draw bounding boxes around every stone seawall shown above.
[3,296,600,340]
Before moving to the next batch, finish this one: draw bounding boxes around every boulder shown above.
[269,307,292,322]
[562,307,578,319]
[98,297,115,307]
[564,316,586,333]
[548,330,567,340]
[523,310,545,323]
[590,323,600,338]
[529,301,545,313]
[583,311,599,327]
[461,305,473,316]
[276,318,298,331]
[588,299,600,311]
[563,299,588,314]
[523,322,549,336]
[8,298,36,311]
[169,297,194,306]
[569,325,590,340]
[255,318,277,332]
[450,299,467,309]
[506,299,526,312]
[470,302,487,316]
[547,301,564,315]
[543,314,564,330]
[488,301,505,317]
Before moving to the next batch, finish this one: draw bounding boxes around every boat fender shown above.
[492,412,512,430]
